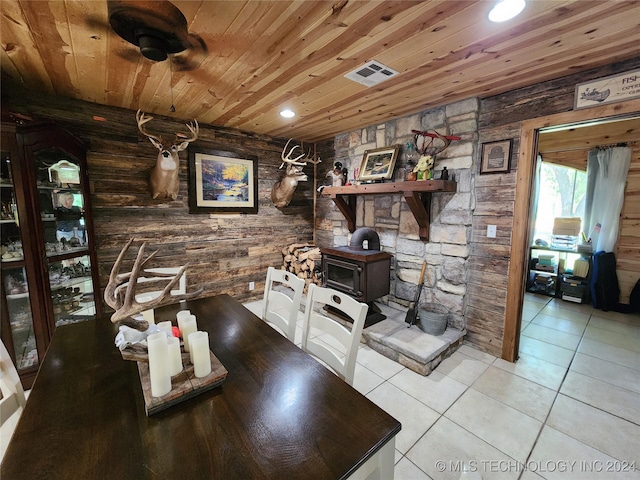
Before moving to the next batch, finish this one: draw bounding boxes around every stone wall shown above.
[317,58,640,357]
[316,98,480,331]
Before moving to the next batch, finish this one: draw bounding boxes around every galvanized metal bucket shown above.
[417,302,449,336]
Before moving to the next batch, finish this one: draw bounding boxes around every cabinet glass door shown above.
[34,148,96,327]
[1,150,39,370]
[2,266,38,369]
[48,255,95,326]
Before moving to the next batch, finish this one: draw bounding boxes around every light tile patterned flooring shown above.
[246,293,640,480]
[2,295,638,479]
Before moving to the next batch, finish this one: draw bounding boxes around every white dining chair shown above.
[1,341,27,461]
[261,266,305,342]
[301,283,369,385]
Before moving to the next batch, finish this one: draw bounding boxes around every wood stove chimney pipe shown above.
[349,227,380,251]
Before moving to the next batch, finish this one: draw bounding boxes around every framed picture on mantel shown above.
[480,139,512,174]
[357,145,400,181]
[188,148,258,214]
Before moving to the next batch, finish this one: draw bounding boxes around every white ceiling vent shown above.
[344,60,398,87]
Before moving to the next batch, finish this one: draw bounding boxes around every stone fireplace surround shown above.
[316,98,478,352]
[312,98,481,369]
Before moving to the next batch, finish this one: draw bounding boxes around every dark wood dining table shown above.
[1,294,400,479]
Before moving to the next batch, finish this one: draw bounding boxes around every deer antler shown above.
[136,109,164,145]
[104,238,202,331]
[279,139,308,169]
[175,119,199,144]
[412,130,451,157]
[305,149,322,165]
[428,130,450,156]
[136,109,199,146]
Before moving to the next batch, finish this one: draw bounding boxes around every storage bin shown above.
[572,258,589,278]
[551,235,578,250]
[561,277,587,303]
[537,254,555,266]
[577,243,593,254]
[553,217,581,236]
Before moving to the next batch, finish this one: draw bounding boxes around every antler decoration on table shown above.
[104,238,202,331]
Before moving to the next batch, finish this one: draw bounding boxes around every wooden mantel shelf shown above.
[321,180,457,241]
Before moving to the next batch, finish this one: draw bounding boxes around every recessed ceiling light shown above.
[280,109,295,118]
[488,0,526,22]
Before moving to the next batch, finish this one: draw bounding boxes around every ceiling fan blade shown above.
[170,33,208,71]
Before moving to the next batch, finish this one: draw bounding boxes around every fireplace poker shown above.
[405,260,427,327]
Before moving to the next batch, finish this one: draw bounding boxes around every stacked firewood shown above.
[281,244,322,292]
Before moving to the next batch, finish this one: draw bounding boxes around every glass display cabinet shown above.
[1,123,102,388]
[1,144,39,374]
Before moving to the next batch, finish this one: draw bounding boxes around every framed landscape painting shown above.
[188,149,258,214]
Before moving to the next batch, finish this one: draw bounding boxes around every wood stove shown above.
[321,228,392,327]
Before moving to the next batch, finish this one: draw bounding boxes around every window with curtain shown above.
[584,146,632,252]
[532,162,587,244]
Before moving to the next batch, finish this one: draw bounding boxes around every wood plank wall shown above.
[466,152,519,355]
[3,90,320,308]
[4,58,638,358]
[469,58,640,355]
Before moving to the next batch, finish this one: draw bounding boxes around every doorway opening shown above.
[502,102,640,362]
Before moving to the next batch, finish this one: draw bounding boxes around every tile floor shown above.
[2,294,638,479]
[246,293,640,480]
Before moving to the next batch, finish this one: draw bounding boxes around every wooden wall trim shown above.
[502,99,640,362]
[501,126,536,362]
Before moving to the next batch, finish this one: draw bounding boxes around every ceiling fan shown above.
[106,0,207,71]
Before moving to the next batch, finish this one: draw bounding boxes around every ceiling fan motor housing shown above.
[108,0,188,62]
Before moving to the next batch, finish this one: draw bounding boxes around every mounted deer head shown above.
[104,238,202,331]
[271,139,311,208]
[136,110,199,200]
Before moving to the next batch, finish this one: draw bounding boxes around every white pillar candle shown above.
[157,321,173,333]
[176,310,192,322]
[177,315,197,353]
[147,332,171,397]
[189,340,195,366]
[142,308,155,325]
[167,336,183,376]
[138,294,155,325]
[189,331,211,378]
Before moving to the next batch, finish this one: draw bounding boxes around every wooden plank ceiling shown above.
[1,0,639,142]
[538,116,640,170]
